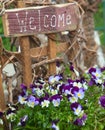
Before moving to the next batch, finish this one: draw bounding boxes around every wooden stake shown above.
[20,37,32,87]
[48,36,56,75]
[18,1,32,87]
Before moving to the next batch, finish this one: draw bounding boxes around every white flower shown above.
[6,113,16,122]
[83,82,88,90]
[41,100,50,108]
[18,96,27,104]
[27,102,35,108]
[52,99,60,107]
[69,96,78,103]
[36,88,44,97]
[73,82,82,88]
[74,105,82,116]
[51,89,58,95]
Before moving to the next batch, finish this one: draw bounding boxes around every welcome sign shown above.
[2,3,80,37]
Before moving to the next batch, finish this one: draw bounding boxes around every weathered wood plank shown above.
[30,42,69,58]
[2,3,80,37]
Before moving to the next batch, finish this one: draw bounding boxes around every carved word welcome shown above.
[2,3,80,37]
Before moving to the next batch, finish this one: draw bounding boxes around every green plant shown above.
[0,64,105,130]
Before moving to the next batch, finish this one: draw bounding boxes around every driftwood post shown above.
[17,0,32,87]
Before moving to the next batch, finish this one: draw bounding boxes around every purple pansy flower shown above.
[88,67,96,74]
[70,62,74,72]
[20,84,27,92]
[49,75,62,84]
[101,66,105,72]
[71,87,79,95]
[30,84,37,94]
[74,114,87,126]
[99,95,105,108]
[27,95,39,108]
[18,95,27,105]
[70,102,83,116]
[68,95,78,103]
[51,120,59,130]
[62,84,72,95]
[6,106,17,121]
[88,67,102,85]
[74,88,85,99]
[18,115,28,127]
[69,62,79,77]
[40,95,50,108]
[73,81,82,88]
[20,84,28,97]
[35,78,45,85]
[103,82,105,87]
[67,79,74,85]
[88,78,95,86]
[50,94,62,107]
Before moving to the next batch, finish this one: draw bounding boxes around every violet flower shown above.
[68,95,78,103]
[73,81,82,88]
[62,84,72,95]
[51,120,59,130]
[74,114,87,126]
[50,94,62,107]
[70,62,74,72]
[18,95,27,105]
[70,102,83,116]
[18,115,28,127]
[20,84,27,93]
[74,88,85,100]
[88,67,96,75]
[49,75,62,84]
[99,95,105,108]
[88,78,95,86]
[88,67,102,85]
[6,108,17,121]
[27,95,39,108]
[71,87,79,95]
[40,95,50,108]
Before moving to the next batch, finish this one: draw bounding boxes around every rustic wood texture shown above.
[18,1,32,87]
[19,36,32,87]
[0,69,6,111]
[2,3,80,37]
[0,38,6,111]
[30,42,69,58]
[48,36,56,75]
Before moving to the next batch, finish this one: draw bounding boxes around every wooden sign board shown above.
[2,3,80,37]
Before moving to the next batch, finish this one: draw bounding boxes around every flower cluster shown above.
[0,65,105,130]
[88,66,105,87]
[17,74,88,128]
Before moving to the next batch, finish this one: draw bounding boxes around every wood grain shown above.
[2,3,80,37]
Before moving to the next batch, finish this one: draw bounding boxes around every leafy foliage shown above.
[0,64,105,130]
